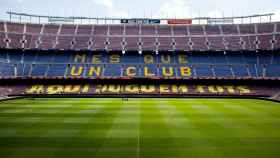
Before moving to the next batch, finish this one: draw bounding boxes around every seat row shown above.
[2,51,280,65]
[0,63,279,79]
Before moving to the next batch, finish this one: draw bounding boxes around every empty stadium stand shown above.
[0,51,279,79]
[0,21,279,80]
[0,22,280,51]
[0,12,279,101]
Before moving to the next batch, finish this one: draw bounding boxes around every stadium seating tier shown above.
[0,51,279,79]
[0,22,280,51]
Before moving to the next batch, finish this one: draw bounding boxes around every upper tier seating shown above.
[0,22,280,51]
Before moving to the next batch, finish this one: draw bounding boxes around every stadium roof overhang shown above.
[4,11,275,25]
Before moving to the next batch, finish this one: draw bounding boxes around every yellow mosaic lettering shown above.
[70,66,83,76]
[224,86,235,94]
[47,85,64,94]
[88,67,101,76]
[180,67,191,77]
[95,85,102,93]
[74,54,86,63]
[162,67,174,77]
[144,55,154,64]
[237,86,251,94]
[177,85,188,93]
[64,85,81,93]
[144,67,155,77]
[161,55,171,64]
[108,85,121,93]
[125,85,139,93]
[101,85,109,93]
[26,85,44,94]
[160,85,170,93]
[196,85,205,93]
[208,86,224,93]
[92,55,102,64]
[110,54,120,63]
[82,84,90,93]
[178,55,188,64]
[141,85,156,93]
[126,67,137,77]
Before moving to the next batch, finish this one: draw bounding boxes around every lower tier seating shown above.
[1,63,279,79]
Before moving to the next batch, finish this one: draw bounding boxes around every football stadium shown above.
[0,1,280,157]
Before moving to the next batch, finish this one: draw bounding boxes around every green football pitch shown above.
[0,98,280,158]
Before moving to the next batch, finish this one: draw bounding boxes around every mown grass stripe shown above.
[0,98,280,158]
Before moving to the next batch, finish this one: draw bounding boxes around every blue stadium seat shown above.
[244,52,257,64]
[209,53,227,63]
[23,52,36,63]
[232,65,249,77]
[0,63,14,76]
[191,54,210,64]
[258,53,272,64]
[16,64,32,77]
[266,65,280,77]
[53,53,71,63]
[0,51,279,79]
[247,64,259,77]
[227,52,245,64]
[47,64,67,77]
[31,64,48,76]
[214,65,233,78]
[35,53,54,63]
[195,65,213,77]
[103,64,122,77]
[0,52,7,62]
[8,52,23,63]
[256,65,265,77]
[122,53,140,64]
[273,54,280,64]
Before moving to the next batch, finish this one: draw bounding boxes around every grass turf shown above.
[0,98,279,158]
